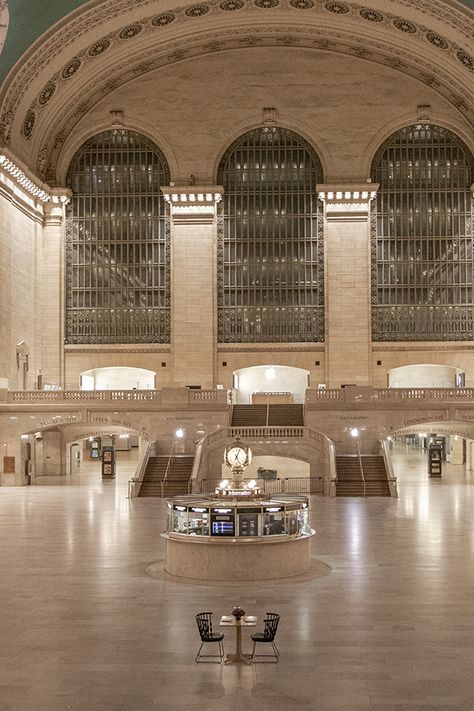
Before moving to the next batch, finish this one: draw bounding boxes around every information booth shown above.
[163,494,314,580]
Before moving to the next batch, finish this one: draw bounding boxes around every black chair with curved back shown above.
[251,612,280,662]
[195,612,225,663]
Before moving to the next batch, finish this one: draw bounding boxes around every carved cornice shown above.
[64,344,171,353]
[373,343,474,352]
[218,345,325,352]
[0,0,472,173]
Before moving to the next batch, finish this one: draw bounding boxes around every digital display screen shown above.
[211,517,235,536]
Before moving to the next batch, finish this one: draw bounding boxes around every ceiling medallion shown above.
[457,50,474,71]
[61,58,82,80]
[87,38,111,57]
[220,0,244,9]
[38,81,56,106]
[324,2,349,13]
[255,0,279,7]
[151,13,176,25]
[22,110,35,139]
[185,4,210,15]
[359,8,384,22]
[118,23,143,40]
[290,0,314,8]
[393,18,416,33]
[426,32,449,50]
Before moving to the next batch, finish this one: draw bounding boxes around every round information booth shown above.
[162,493,314,581]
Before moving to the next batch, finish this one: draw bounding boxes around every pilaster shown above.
[162,186,223,388]
[318,183,378,388]
[42,190,71,388]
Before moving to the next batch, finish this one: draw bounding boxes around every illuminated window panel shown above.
[371,125,474,341]
[65,130,170,344]
[217,127,324,343]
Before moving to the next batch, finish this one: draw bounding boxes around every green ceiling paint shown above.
[0,0,91,82]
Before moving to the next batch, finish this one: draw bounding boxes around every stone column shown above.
[317,184,378,388]
[161,186,223,389]
[42,190,71,388]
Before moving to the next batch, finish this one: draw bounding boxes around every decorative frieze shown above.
[161,185,223,222]
[317,183,378,220]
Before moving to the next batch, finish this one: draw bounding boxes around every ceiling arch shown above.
[0,0,473,182]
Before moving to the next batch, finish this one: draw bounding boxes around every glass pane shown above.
[65,130,170,344]
[371,125,474,341]
[217,127,324,343]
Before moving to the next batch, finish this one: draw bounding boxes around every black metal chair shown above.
[195,612,225,663]
[251,612,280,662]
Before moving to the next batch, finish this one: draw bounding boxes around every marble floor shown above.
[1,447,474,711]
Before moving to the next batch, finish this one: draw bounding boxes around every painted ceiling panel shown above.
[0,0,91,82]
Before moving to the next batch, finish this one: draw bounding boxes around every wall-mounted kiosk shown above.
[101,446,116,479]
[428,445,442,478]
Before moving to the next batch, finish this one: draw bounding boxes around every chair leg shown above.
[195,642,204,662]
[252,641,279,663]
[195,641,225,663]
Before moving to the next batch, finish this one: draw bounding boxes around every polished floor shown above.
[1,447,474,710]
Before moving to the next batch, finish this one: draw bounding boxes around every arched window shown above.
[217,127,324,343]
[371,124,474,341]
[65,130,170,344]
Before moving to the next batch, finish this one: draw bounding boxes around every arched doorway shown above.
[80,366,156,390]
[388,364,465,388]
[232,364,309,404]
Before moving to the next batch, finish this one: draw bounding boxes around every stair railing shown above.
[161,440,177,499]
[357,440,366,497]
[380,439,398,498]
[127,441,154,499]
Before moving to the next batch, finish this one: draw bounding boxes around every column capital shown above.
[317,183,379,220]
[161,185,224,223]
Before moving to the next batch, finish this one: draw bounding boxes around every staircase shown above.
[138,455,194,497]
[336,455,391,497]
[335,456,365,496]
[231,404,304,427]
[268,405,304,426]
[231,405,267,426]
[361,456,391,496]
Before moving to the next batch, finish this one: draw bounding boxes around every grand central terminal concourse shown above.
[1,0,474,708]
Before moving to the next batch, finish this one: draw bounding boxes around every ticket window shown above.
[173,506,188,534]
[286,510,299,535]
[188,508,209,536]
[297,508,311,536]
[263,509,286,535]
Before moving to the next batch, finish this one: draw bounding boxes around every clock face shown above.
[227,446,247,466]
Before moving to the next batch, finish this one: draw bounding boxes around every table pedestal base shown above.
[225,652,252,665]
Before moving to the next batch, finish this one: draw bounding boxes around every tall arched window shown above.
[371,124,474,341]
[65,130,170,344]
[217,127,324,343]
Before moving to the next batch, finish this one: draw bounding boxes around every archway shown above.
[80,367,156,390]
[22,422,146,486]
[232,365,309,404]
[388,364,465,388]
[386,420,474,489]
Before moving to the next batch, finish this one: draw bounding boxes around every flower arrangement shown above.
[231,606,245,621]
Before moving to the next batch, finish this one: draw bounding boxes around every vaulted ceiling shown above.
[0,0,473,184]
[1,0,473,83]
